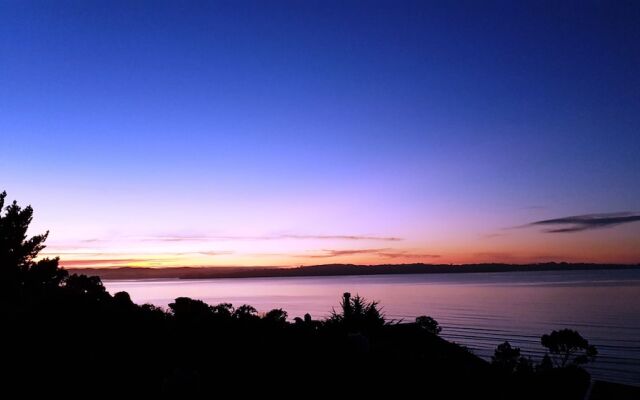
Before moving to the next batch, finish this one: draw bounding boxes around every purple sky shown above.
[1,1,639,267]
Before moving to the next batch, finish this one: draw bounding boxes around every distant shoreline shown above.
[67,262,640,281]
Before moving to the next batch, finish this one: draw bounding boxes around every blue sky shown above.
[1,1,639,267]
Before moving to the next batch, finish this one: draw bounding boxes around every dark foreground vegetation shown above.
[1,191,635,398]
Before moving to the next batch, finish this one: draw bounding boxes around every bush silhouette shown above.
[327,292,386,332]
[233,304,259,320]
[264,308,288,324]
[64,273,111,301]
[0,190,63,301]
[169,297,214,320]
[491,341,533,375]
[0,191,49,268]
[492,341,521,372]
[293,313,320,330]
[415,315,441,335]
[0,189,608,398]
[541,329,598,368]
[113,291,136,310]
[212,302,234,318]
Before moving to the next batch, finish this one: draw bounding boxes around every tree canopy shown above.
[541,329,598,368]
[0,190,603,398]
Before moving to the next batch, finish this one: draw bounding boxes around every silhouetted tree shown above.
[26,257,69,292]
[212,302,234,318]
[64,273,111,303]
[233,304,259,321]
[169,297,213,320]
[491,341,533,375]
[293,313,320,330]
[537,354,554,372]
[492,341,520,372]
[0,191,65,301]
[328,292,386,332]
[113,291,135,310]
[415,315,441,335]
[0,191,48,269]
[304,313,312,324]
[139,303,169,323]
[264,308,288,324]
[0,189,607,398]
[541,329,597,368]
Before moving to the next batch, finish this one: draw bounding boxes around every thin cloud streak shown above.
[303,249,386,258]
[42,251,234,257]
[59,258,165,266]
[481,233,506,239]
[377,251,441,259]
[528,212,640,233]
[197,251,234,256]
[144,234,403,242]
[298,248,440,259]
[472,252,563,262]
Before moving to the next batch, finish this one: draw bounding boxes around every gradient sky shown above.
[1,1,639,268]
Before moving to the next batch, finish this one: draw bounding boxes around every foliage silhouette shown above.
[169,297,215,320]
[264,308,288,324]
[0,190,61,301]
[0,190,613,398]
[415,315,442,335]
[541,329,598,368]
[327,292,386,332]
[491,341,533,375]
[233,304,259,321]
[538,354,554,372]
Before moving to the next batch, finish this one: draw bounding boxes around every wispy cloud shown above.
[481,233,506,239]
[59,258,163,267]
[527,212,640,233]
[303,249,385,258]
[145,234,402,242]
[298,248,440,259]
[522,205,547,211]
[197,251,234,256]
[283,234,402,241]
[376,250,441,259]
[471,252,563,262]
[46,234,403,251]
[43,250,233,257]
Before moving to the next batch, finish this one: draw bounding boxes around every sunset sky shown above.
[1,1,639,268]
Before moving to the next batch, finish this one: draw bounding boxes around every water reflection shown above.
[105,269,640,385]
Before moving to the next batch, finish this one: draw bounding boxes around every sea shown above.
[104,268,640,386]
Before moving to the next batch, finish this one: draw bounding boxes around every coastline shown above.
[69,262,640,281]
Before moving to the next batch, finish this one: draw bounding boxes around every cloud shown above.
[197,251,234,256]
[45,250,234,269]
[48,234,403,249]
[305,249,384,258]
[376,250,441,259]
[472,252,562,262]
[43,250,233,257]
[144,233,402,242]
[528,212,640,233]
[522,205,547,211]
[481,233,506,239]
[59,258,163,267]
[299,248,440,259]
[281,234,402,241]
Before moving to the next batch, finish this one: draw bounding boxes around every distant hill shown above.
[69,262,640,280]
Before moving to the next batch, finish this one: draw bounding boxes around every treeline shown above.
[0,191,601,397]
[72,262,640,280]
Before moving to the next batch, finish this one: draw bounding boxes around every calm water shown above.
[104,269,640,386]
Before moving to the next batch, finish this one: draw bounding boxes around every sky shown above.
[1,1,639,268]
